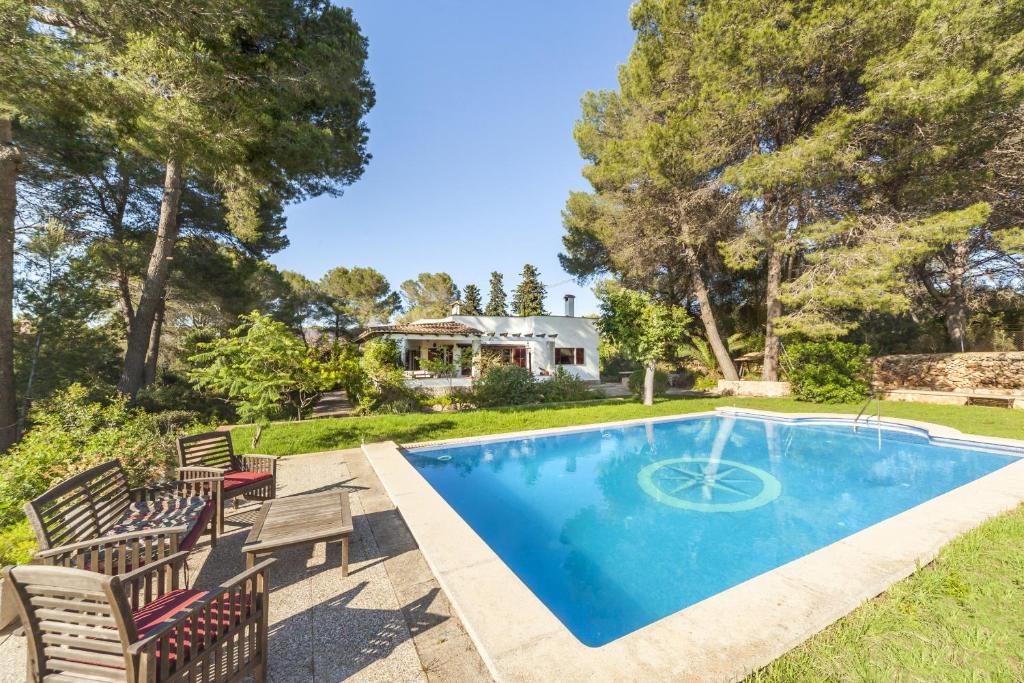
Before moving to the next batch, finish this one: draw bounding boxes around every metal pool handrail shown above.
[853,390,880,433]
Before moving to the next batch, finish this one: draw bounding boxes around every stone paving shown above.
[0,449,490,683]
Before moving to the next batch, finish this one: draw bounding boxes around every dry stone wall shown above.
[871,352,1024,392]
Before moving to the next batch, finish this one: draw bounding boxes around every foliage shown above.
[628,368,669,397]
[784,341,871,404]
[598,336,637,379]
[320,266,400,331]
[539,367,598,403]
[484,271,508,316]
[400,272,459,321]
[472,364,542,408]
[692,375,719,392]
[135,370,236,423]
[597,284,690,367]
[461,284,483,315]
[189,312,350,422]
[231,397,1024,457]
[0,385,190,533]
[0,520,36,566]
[510,263,548,316]
[357,338,425,414]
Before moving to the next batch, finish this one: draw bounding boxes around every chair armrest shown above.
[34,528,186,575]
[33,527,187,558]
[127,558,276,654]
[117,551,190,609]
[177,466,226,479]
[242,454,278,475]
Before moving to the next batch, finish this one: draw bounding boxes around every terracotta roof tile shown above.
[357,322,483,341]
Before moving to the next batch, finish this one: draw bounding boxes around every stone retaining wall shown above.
[871,352,1024,392]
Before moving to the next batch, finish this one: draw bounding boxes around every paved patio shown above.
[0,449,490,682]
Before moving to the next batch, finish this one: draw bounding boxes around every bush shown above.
[785,340,871,404]
[692,374,719,391]
[473,364,541,407]
[358,339,425,414]
[0,385,199,565]
[628,368,670,397]
[538,367,596,403]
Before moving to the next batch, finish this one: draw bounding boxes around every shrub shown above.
[0,385,197,565]
[628,368,669,397]
[785,340,871,404]
[538,367,596,403]
[692,374,719,391]
[473,364,541,407]
[358,339,425,414]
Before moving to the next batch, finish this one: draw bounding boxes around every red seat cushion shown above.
[222,470,273,492]
[179,500,214,552]
[133,589,209,636]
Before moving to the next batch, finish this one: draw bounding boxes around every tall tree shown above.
[112,0,374,397]
[484,271,508,316]
[400,272,459,321]
[461,284,483,315]
[562,1,742,380]
[510,264,548,316]
[320,266,400,331]
[767,0,1024,349]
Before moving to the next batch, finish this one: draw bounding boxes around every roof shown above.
[357,321,484,341]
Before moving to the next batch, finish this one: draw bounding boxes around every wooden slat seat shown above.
[5,553,273,682]
[177,432,278,534]
[24,460,220,573]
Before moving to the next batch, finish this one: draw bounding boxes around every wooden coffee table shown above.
[242,491,354,575]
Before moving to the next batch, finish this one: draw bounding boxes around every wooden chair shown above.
[176,431,278,534]
[24,460,220,573]
[5,552,273,682]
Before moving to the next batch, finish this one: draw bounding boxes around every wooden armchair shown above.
[177,431,277,533]
[5,552,273,682]
[24,460,220,572]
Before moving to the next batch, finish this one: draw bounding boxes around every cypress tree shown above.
[484,271,508,316]
[462,284,483,315]
[510,264,548,316]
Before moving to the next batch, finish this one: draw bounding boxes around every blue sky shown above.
[272,1,636,316]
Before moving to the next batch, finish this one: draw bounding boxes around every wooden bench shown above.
[5,553,273,682]
[23,460,219,573]
[177,431,278,534]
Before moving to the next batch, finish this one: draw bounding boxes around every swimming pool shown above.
[404,414,1019,647]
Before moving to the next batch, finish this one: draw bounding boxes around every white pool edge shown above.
[364,410,1024,682]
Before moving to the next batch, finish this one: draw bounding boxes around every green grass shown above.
[233,396,1024,680]
[747,503,1024,682]
[233,396,1024,455]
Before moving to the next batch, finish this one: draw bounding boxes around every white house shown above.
[358,294,600,389]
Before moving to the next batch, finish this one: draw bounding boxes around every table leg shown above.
[341,536,349,577]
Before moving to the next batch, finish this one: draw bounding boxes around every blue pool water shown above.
[405,414,1019,646]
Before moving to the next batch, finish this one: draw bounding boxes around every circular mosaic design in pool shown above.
[637,457,781,512]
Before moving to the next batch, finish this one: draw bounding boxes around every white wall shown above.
[442,315,600,381]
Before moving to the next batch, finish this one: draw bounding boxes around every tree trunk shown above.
[0,118,20,452]
[143,296,165,386]
[943,242,971,352]
[686,246,739,380]
[762,242,784,382]
[118,159,183,397]
[642,359,656,406]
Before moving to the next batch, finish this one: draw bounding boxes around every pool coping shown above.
[363,409,1024,682]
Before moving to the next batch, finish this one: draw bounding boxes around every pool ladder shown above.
[853,391,880,433]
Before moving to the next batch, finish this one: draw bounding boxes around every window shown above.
[556,347,584,365]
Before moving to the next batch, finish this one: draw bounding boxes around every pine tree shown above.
[462,284,483,315]
[484,271,508,316]
[510,264,548,316]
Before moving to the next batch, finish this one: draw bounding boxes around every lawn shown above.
[233,395,1024,456]
[234,396,1024,681]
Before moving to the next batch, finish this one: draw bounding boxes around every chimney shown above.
[563,294,575,317]
[451,300,461,315]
